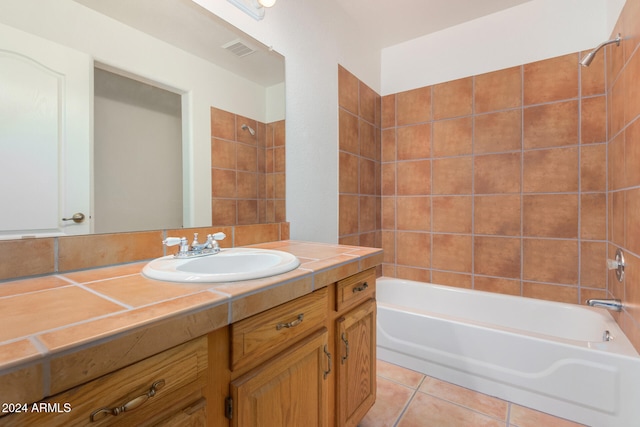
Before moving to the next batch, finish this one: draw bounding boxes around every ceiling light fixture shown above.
[227,0,276,21]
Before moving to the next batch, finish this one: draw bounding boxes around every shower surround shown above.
[339,0,640,351]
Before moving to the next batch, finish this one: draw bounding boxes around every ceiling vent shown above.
[222,39,256,57]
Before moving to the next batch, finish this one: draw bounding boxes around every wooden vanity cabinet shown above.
[333,269,376,427]
[224,288,331,427]
[0,336,208,427]
[217,268,377,427]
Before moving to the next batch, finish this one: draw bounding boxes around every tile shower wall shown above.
[338,66,382,248]
[210,107,286,225]
[607,0,640,350]
[379,52,609,304]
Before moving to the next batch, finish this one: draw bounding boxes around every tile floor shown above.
[359,360,587,427]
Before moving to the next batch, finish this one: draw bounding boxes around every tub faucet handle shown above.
[607,248,626,283]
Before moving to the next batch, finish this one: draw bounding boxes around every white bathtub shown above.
[376,277,640,427]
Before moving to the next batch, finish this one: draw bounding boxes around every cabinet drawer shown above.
[231,288,328,372]
[0,336,207,427]
[335,268,376,312]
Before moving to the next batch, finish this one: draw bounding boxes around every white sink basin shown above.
[142,248,300,283]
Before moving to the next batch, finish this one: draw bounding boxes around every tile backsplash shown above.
[0,222,290,281]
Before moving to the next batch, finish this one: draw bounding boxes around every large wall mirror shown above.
[0,0,285,239]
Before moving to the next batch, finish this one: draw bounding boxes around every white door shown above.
[0,23,92,238]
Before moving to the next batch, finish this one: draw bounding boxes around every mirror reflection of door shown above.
[0,24,91,238]
[93,67,183,233]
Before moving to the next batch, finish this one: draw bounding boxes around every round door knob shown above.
[62,213,85,223]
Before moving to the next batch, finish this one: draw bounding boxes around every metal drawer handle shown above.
[352,282,368,293]
[341,332,350,364]
[89,379,166,422]
[323,345,332,379]
[276,313,304,330]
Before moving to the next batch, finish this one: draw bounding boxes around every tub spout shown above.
[586,298,622,312]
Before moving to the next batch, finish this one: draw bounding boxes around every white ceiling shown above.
[74,0,534,86]
[74,0,285,87]
[334,0,533,48]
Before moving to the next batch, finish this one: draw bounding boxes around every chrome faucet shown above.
[163,232,226,258]
[586,298,623,312]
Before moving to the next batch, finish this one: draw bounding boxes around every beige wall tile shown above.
[581,241,606,288]
[474,236,521,279]
[523,100,579,149]
[397,124,431,160]
[396,232,430,268]
[432,117,473,157]
[523,53,578,105]
[626,188,640,255]
[0,238,55,280]
[432,157,473,194]
[396,197,430,231]
[474,153,521,194]
[474,195,521,236]
[474,276,521,296]
[580,193,606,240]
[581,96,607,143]
[360,81,377,124]
[433,77,473,120]
[58,231,163,271]
[431,271,472,289]
[397,87,431,126]
[474,66,522,113]
[339,151,359,194]
[381,129,396,162]
[625,118,640,187]
[432,196,472,234]
[397,160,431,195]
[522,282,579,304]
[338,65,359,114]
[432,234,472,273]
[581,144,607,192]
[339,109,359,154]
[210,107,235,140]
[581,50,605,97]
[382,94,396,129]
[523,147,578,193]
[523,239,578,284]
[474,110,522,154]
[523,195,578,238]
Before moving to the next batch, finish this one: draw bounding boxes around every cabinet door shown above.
[336,299,376,427]
[230,328,330,427]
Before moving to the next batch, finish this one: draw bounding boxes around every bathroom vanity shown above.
[0,241,381,426]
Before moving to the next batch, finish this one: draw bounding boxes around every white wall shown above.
[381,0,626,94]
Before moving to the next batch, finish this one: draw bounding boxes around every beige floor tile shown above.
[377,359,425,389]
[510,404,587,427]
[359,376,414,427]
[397,392,504,427]
[419,376,508,421]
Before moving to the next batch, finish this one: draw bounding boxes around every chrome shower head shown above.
[580,33,622,67]
[241,123,256,136]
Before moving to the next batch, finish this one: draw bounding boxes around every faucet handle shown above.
[163,237,185,247]
[211,232,226,241]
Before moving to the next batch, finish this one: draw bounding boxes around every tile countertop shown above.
[0,240,382,405]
